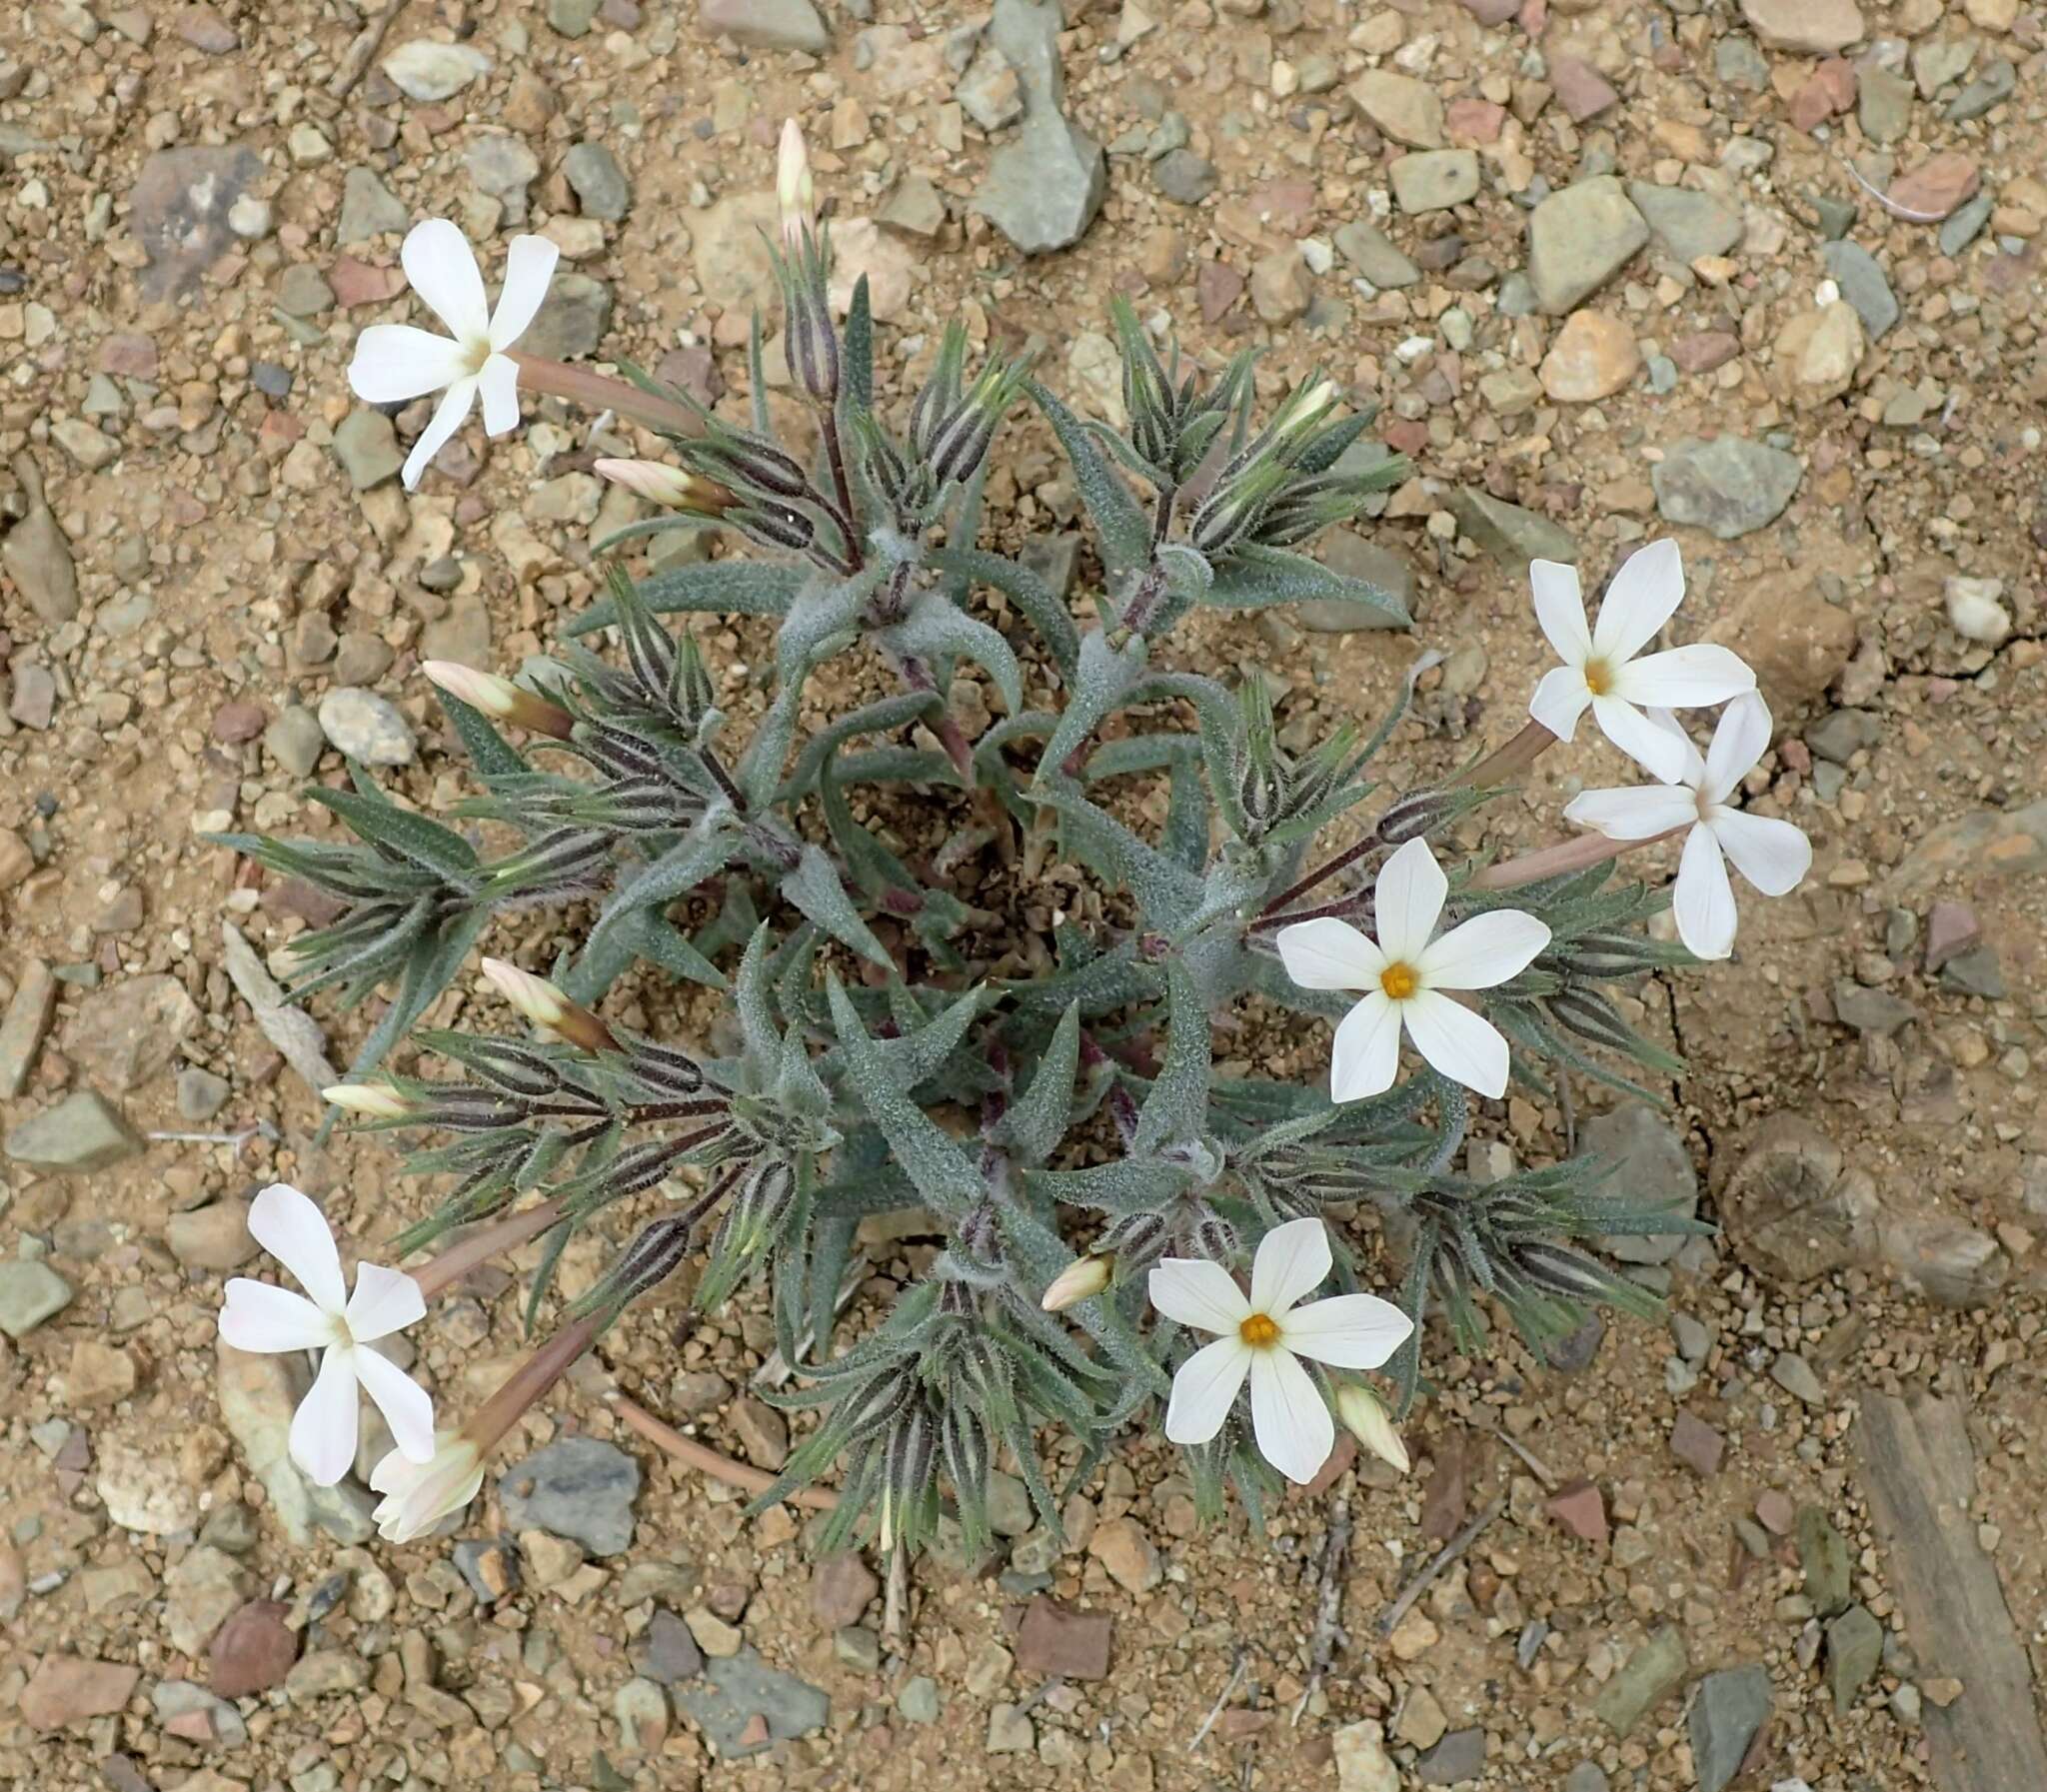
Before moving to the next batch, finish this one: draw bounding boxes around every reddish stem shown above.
[1468,827,1681,892]
[510,352,702,438]
[411,1197,564,1300]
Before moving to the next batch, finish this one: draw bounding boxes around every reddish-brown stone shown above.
[1886,153,1980,223]
[1548,1478,1609,1544]
[1670,1409,1726,1477]
[1549,56,1619,122]
[1014,1596,1113,1680]
[210,1600,299,1698]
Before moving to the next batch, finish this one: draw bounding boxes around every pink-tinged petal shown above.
[289,1345,361,1486]
[1372,837,1447,964]
[1279,1292,1414,1369]
[1528,665,1592,743]
[1591,694,1694,785]
[1610,643,1756,713]
[249,1182,347,1315]
[487,235,561,349]
[1702,691,1773,806]
[1248,1347,1334,1485]
[402,378,478,490]
[402,219,490,343]
[344,1262,426,1342]
[1672,822,1737,960]
[1249,1217,1331,1318]
[353,1346,438,1464]
[1400,989,1512,1098]
[1420,909,1550,991]
[1563,783,1701,842]
[219,1280,337,1353]
[1330,991,1403,1103]
[1711,810,1810,898]
[1588,538,1685,663]
[1148,1258,1249,1335]
[348,324,469,404]
[1164,1335,1252,1445]
[1275,916,1383,992]
[1529,560,1591,664]
[476,352,522,435]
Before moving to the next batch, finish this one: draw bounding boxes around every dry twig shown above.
[1190,1649,1249,1752]
[616,1396,838,1509]
[1292,1494,1352,1724]
[328,0,407,100]
[1375,1496,1506,1637]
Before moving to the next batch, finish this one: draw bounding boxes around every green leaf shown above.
[1028,783,1202,928]
[842,274,874,413]
[780,844,892,967]
[344,907,492,1081]
[566,560,810,635]
[928,545,1080,681]
[1133,963,1210,1152]
[782,691,943,804]
[1204,543,1410,626]
[779,564,887,682]
[1032,629,1143,783]
[875,587,1024,718]
[1162,757,1210,874]
[988,1001,1080,1167]
[435,690,534,792]
[591,816,743,942]
[307,787,479,886]
[1029,380,1151,586]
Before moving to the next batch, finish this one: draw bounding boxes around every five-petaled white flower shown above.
[368,1434,486,1544]
[1526,539,1756,784]
[1277,837,1550,1103]
[1563,694,1811,961]
[348,219,559,491]
[1149,1218,1412,1484]
[218,1183,437,1486]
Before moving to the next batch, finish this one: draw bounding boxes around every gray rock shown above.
[1946,59,2014,125]
[1858,66,1914,144]
[1826,1604,1883,1709]
[1626,183,1742,263]
[1939,943,2004,997]
[62,973,199,1092]
[548,0,603,35]
[382,41,491,102]
[1415,1728,1486,1786]
[1583,1106,1697,1264]
[466,134,541,215]
[897,1675,942,1723]
[318,688,415,767]
[4,1089,143,1173]
[1687,1665,1771,1792]
[1563,1767,1609,1792]
[1447,488,1576,571]
[130,145,263,299]
[835,1624,883,1670]
[1593,1628,1687,1734]
[338,168,409,245]
[1153,149,1217,206]
[957,43,1024,133]
[277,262,335,319]
[1820,242,1898,338]
[265,705,326,777]
[700,0,829,53]
[1300,531,1415,632]
[499,1437,641,1556]
[974,0,1104,253]
[1391,150,1480,215]
[0,960,57,1097]
[1937,192,1993,258]
[0,1259,75,1339]
[176,1066,232,1122]
[153,1680,248,1750]
[877,174,947,238]
[1652,436,1803,540]
[1714,36,1770,92]
[1770,1349,1825,1406]
[2,464,77,625]
[634,1607,706,1684]
[1812,195,1858,241]
[522,272,613,361]
[333,410,403,490]
[451,1538,520,1603]
[216,1341,377,1545]
[1527,176,1648,314]
[1333,220,1419,289]
[1833,980,1914,1036]
[564,142,631,222]
[674,1646,830,1758]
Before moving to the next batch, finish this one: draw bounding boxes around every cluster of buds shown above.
[1110,295,1257,488]
[774,118,839,409]
[1226,677,1376,850]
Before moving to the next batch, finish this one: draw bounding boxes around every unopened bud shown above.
[777,118,815,249]
[594,458,736,514]
[1334,1383,1410,1474]
[422,661,574,740]
[480,957,617,1053]
[1188,1210,1238,1266]
[1039,1254,1111,1312]
[324,1082,413,1119]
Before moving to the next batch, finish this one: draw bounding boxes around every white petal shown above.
[219,1280,338,1353]
[1373,837,1447,964]
[1591,694,1694,785]
[1420,909,1550,991]
[348,325,469,403]
[1563,783,1701,842]
[1611,644,1756,713]
[488,235,561,349]
[1711,810,1811,897]
[249,1183,347,1315]
[289,1346,361,1486]
[1643,708,1708,785]
[1280,1293,1415,1369]
[1275,916,1383,992]
[1249,1217,1331,1318]
[1528,665,1592,744]
[477,352,522,435]
[1672,822,1737,959]
[1330,991,1403,1103]
[1248,1347,1334,1485]
[1164,1335,1251,1445]
[345,1262,426,1342]
[353,1346,438,1464]
[1400,989,1512,1098]
[402,378,479,490]
[1529,560,1591,664]
[1702,691,1773,806]
[1148,1258,1249,1335]
[1588,538,1685,663]
[402,219,490,343]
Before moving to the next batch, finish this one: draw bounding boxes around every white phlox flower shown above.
[1277,838,1550,1103]
[368,1433,486,1543]
[1563,694,1811,961]
[1149,1218,1413,1484]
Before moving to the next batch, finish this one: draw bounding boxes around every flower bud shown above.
[480,956,618,1053]
[777,118,815,249]
[323,1082,413,1119]
[1039,1254,1111,1312]
[1334,1383,1410,1474]
[422,661,575,740]
[594,458,736,514]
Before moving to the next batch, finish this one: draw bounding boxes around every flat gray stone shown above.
[498,1437,641,1556]
[382,41,490,102]
[131,145,262,300]
[337,167,409,245]
[977,115,1104,252]
[1820,242,1898,340]
[1688,1665,1772,1792]
[1301,531,1415,631]
[1651,436,1803,540]
[1527,176,1648,315]
[0,1260,75,1339]
[1583,1106,1697,1264]
[1826,1604,1883,1710]
[318,688,415,767]
[1626,183,1741,264]
[563,142,631,222]
[700,0,830,53]
[522,272,613,360]
[1333,219,1419,289]
[1593,1627,1686,1735]
[333,410,403,490]
[1448,488,1576,571]
[4,1089,143,1174]
[673,1646,829,1758]
[1390,149,1479,215]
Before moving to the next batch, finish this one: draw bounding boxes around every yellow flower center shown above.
[1239,1312,1281,1348]
[1379,961,1418,1001]
[1583,657,1613,697]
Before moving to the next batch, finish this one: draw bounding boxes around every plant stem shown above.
[1457,718,1557,790]
[1256,833,1381,919]
[510,352,702,438]
[617,1396,840,1509]
[818,399,865,572]
[411,1196,565,1300]
[1468,827,1678,892]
